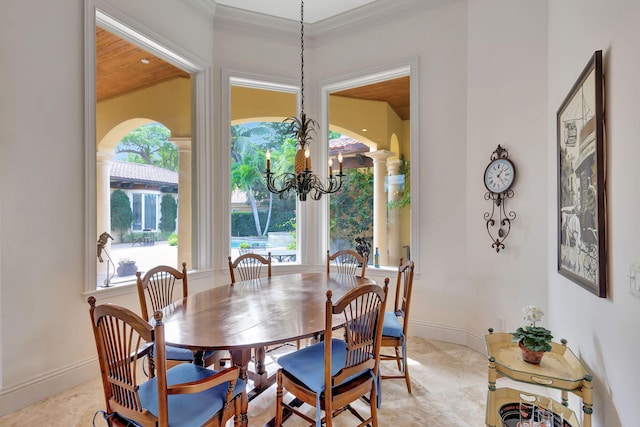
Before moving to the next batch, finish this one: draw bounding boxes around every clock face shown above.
[484,158,515,193]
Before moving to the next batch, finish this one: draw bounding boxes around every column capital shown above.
[96,148,115,161]
[387,158,402,174]
[364,149,394,162]
[169,137,192,151]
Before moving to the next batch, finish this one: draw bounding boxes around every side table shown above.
[485,330,593,427]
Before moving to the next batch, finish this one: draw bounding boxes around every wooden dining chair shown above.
[380,258,415,393]
[87,296,248,427]
[136,263,222,370]
[327,249,367,277]
[275,279,389,427]
[228,252,272,283]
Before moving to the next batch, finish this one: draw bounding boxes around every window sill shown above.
[84,281,137,299]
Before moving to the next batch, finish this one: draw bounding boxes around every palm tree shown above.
[231,123,271,236]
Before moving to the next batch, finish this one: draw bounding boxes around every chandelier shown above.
[264,0,344,201]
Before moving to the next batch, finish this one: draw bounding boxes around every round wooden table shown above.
[161,272,376,399]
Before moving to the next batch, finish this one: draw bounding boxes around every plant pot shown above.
[117,261,138,277]
[519,341,545,364]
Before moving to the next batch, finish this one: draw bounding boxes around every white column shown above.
[170,137,192,269]
[387,158,402,265]
[364,150,393,267]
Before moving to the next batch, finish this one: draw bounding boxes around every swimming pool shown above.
[230,239,267,249]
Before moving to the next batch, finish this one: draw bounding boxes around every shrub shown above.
[160,194,177,233]
[167,233,178,246]
[111,190,133,242]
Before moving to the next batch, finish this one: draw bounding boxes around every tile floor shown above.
[0,336,541,426]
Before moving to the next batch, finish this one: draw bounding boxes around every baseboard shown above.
[409,320,487,355]
[0,357,99,416]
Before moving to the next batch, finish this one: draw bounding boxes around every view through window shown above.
[327,74,411,268]
[99,123,180,286]
[229,83,298,263]
[94,21,192,288]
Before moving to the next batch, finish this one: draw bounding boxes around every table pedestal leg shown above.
[231,348,273,401]
[192,350,205,367]
[253,346,268,389]
[230,348,251,384]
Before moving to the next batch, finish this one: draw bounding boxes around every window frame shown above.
[222,70,305,266]
[84,0,213,293]
[319,58,420,268]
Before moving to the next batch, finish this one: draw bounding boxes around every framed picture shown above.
[557,50,606,298]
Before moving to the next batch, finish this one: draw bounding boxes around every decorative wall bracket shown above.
[484,190,516,252]
[483,145,517,253]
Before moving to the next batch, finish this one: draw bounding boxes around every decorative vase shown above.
[519,341,545,364]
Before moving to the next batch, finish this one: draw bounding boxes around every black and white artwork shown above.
[557,50,606,298]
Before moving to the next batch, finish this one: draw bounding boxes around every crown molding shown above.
[213,5,300,47]
[209,0,456,45]
[183,0,217,17]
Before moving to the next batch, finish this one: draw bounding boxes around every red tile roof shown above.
[111,161,178,185]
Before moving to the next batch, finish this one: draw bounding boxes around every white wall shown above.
[548,1,640,426]
[313,1,474,341]
[0,0,216,415]
[466,0,549,344]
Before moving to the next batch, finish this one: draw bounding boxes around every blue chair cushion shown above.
[278,338,371,393]
[160,345,218,364]
[382,312,403,338]
[165,344,197,361]
[138,363,246,427]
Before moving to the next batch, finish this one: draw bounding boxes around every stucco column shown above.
[364,150,393,267]
[96,148,114,285]
[170,137,192,269]
[387,158,402,265]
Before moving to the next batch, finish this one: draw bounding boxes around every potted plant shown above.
[511,305,553,364]
[117,257,138,277]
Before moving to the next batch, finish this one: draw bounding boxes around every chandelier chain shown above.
[263,0,345,202]
[299,0,305,116]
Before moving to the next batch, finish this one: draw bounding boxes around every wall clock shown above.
[483,145,516,253]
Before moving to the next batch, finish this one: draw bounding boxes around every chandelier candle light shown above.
[264,0,344,201]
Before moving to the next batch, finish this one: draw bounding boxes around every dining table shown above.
[160,272,378,402]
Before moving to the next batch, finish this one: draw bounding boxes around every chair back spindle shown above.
[228,253,272,284]
[136,263,188,322]
[327,249,367,277]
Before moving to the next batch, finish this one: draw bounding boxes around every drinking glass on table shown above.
[518,392,536,426]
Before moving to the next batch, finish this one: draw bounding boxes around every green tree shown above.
[329,167,373,248]
[159,194,177,233]
[110,189,133,242]
[116,123,178,171]
[231,123,270,236]
[230,122,296,237]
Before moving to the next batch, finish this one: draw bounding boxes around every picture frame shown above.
[557,50,606,298]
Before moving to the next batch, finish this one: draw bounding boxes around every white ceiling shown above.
[214,0,380,24]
